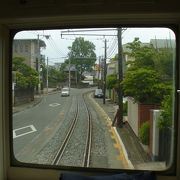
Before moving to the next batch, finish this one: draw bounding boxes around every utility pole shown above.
[46,57,49,94]
[37,34,41,94]
[69,59,71,89]
[37,34,50,94]
[98,56,101,88]
[117,28,124,127]
[103,39,107,104]
[60,29,116,93]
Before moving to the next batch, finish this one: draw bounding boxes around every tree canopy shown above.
[106,74,118,90]
[13,57,38,88]
[158,94,173,129]
[126,37,174,80]
[126,38,156,69]
[48,66,67,86]
[67,37,96,80]
[154,48,174,80]
[122,37,174,104]
[122,68,171,104]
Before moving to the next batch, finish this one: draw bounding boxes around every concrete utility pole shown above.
[60,29,117,95]
[68,59,71,89]
[117,28,124,127]
[37,34,41,94]
[98,56,101,88]
[37,34,50,94]
[46,57,49,94]
[103,39,107,104]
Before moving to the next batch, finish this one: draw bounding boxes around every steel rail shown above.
[52,101,79,165]
[82,93,92,167]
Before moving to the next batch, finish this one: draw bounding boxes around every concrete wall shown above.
[127,97,139,136]
[138,103,160,129]
[14,87,34,106]
[149,110,161,161]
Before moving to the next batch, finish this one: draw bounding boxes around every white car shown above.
[94,88,103,98]
[61,87,70,97]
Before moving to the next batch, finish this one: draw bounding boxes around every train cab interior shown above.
[0,0,180,180]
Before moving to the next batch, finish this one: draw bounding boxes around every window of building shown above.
[12,27,176,172]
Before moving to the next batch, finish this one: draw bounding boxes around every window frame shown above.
[0,22,179,180]
[9,25,179,174]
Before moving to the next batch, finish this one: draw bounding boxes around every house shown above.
[12,39,46,103]
[150,39,175,50]
[64,64,77,87]
[13,39,46,70]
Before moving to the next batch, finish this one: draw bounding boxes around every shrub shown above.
[158,94,172,129]
[106,74,117,89]
[139,121,150,145]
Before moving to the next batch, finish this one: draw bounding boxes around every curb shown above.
[88,92,134,169]
[13,97,43,114]
[13,90,60,114]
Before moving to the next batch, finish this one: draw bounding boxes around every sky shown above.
[14,27,175,65]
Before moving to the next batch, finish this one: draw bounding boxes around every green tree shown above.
[48,66,67,86]
[158,94,173,129]
[106,73,118,89]
[154,48,174,80]
[13,57,38,88]
[122,68,171,104]
[122,37,174,105]
[67,37,96,81]
[127,37,156,69]
[127,38,174,82]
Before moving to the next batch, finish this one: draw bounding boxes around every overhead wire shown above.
[106,28,128,59]
[47,36,67,57]
[107,37,118,59]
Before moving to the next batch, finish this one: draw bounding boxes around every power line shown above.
[61,28,117,38]
[46,37,67,57]
[107,37,118,58]
[61,33,116,37]
[61,28,117,34]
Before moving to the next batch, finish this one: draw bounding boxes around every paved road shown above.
[13,88,125,169]
[13,91,72,154]
[12,87,163,171]
[13,88,92,158]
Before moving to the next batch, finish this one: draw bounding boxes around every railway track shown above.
[52,100,79,165]
[52,94,92,167]
[82,93,92,167]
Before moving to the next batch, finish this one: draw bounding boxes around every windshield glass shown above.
[12,27,176,171]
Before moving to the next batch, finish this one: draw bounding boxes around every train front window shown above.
[12,27,176,171]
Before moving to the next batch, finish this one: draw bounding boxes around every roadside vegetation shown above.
[106,37,174,144]
[13,57,39,88]
[121,38,174,130]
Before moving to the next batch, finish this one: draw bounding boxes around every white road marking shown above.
[49,103,61,107]
[13,125,37,139]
